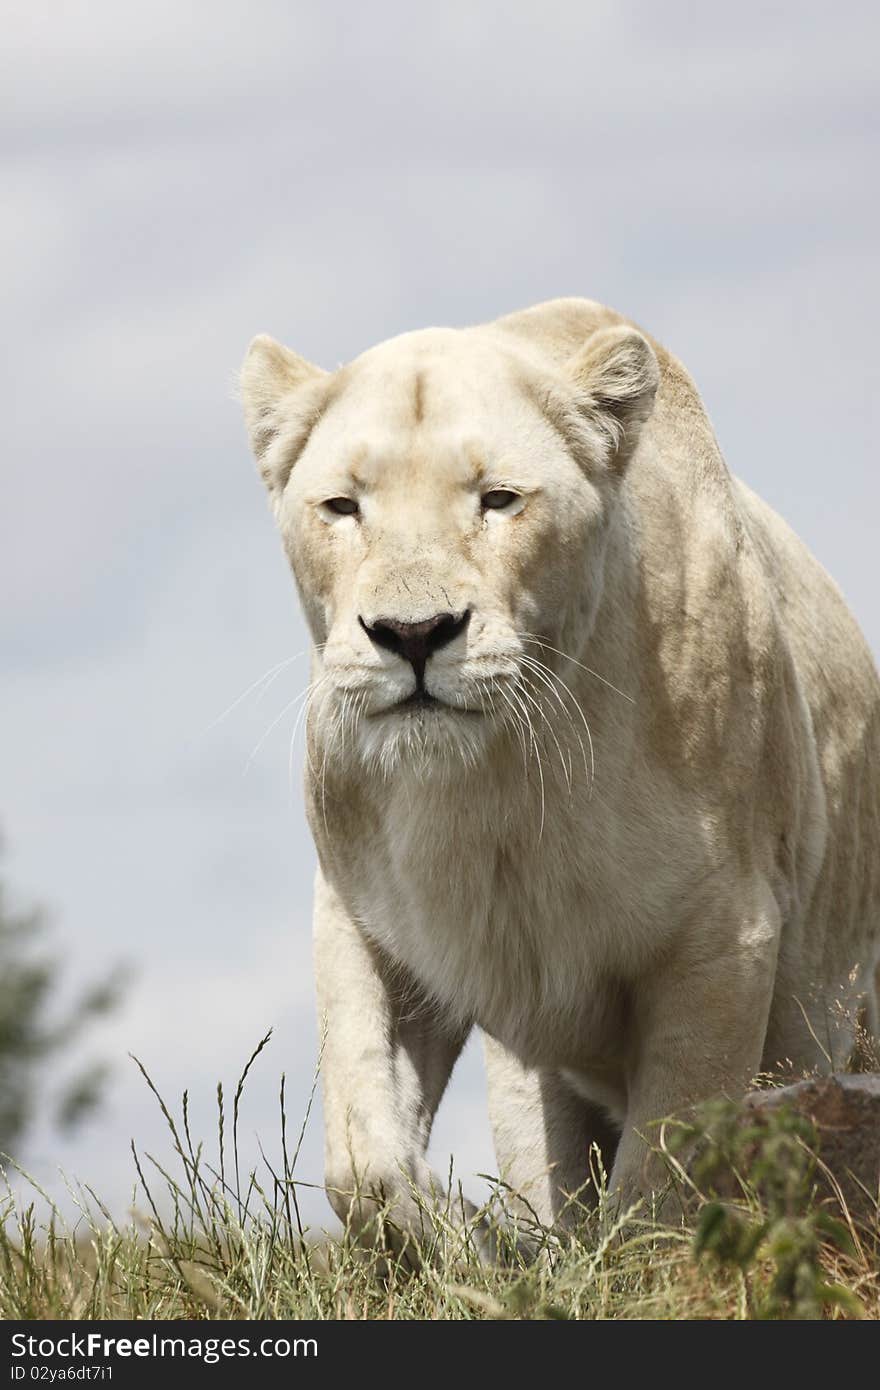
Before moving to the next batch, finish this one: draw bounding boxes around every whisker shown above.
[492,680,531,794]
[203,651,310,736]
[493,679,529,765]
[296,678,334,778]
[502,679,546,838]
[516,673,573,795]
[287,709,299,797]
[289,681,324,791]
[519,653,595,797]
[249,673,332,778]
[519,655,590,787]
[245,685,313,773]
[519,632,634,704]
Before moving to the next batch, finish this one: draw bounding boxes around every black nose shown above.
[360,611,470,683]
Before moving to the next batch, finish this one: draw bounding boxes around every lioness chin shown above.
[240,297,880,1253]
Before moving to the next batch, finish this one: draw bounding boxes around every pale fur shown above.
[241,298,880,1242]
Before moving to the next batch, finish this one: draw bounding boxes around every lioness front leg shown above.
[484,1034,620,1236]
[313,870,478,1259]
[611,888,780,1219]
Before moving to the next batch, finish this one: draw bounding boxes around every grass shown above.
[1,1034,878,1321]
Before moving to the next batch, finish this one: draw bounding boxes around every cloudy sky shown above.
[2,2,878,1230]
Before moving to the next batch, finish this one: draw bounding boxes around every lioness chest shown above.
[325,764,692,1071]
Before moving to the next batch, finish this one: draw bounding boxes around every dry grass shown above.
[1,1038,878,1321]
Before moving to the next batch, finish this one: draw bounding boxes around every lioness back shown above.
[735,477,880,1024]
[501,297,880,1029]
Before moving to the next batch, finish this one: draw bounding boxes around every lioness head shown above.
[241,319,658,776]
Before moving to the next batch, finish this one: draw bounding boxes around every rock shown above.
[736,1074,880,1226]
[683,1073,880,1228]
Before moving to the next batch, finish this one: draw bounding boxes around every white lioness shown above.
[241,298,880,1244]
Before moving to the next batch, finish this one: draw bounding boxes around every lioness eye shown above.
[325,497,359,516]
[481,489,519,511]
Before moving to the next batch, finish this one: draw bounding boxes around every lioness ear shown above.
[565,326,659,470]
[240,334,329,496]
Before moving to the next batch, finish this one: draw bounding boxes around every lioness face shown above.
[242,324,658,774]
